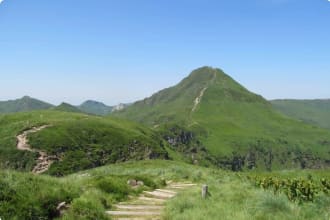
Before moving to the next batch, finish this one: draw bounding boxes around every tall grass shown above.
[164,168,330,220]
[1,160,330,219]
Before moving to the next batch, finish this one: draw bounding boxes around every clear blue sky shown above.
[0,0,329,105]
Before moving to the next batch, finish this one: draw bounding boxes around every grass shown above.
[0,160,172,220]
[1,160,330,219]
[164,167,330,220]
[0,110,168,175]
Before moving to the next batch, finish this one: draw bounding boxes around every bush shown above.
[96,177,131,201]
[63,193,108,220]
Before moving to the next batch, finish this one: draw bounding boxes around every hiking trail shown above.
[16,125,57,174]
[106,182,197,220]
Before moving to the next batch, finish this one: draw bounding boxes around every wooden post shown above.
[202,184,208,199]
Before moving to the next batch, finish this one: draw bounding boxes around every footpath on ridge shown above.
[16,125,57,174]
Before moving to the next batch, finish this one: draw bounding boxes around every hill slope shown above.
[271,99,330,130]
[0,96,53,113]
[78,100,113,115]
[114,67,330,170]
[53,102,83,113]
[0,110,168,176]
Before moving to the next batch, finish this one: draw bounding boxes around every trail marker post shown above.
[202,184,208,199]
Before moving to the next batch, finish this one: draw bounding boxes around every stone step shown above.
[143,191,175,199]
[106,210,161,216]
[115,205,164,210]
[169,183,197,187]
[115,218,160,220]
[155,189,177,194]
[107,182,196,219]
[166,186,186,189]
[138,196,166,203]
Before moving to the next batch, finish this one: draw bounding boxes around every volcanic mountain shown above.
[114,67,330,170]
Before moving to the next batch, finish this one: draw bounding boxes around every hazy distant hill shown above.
[53,102,83,113]
[78,100,113,115]
[0,96,53,113]
[114,67,330,170]
[271,99,330,130]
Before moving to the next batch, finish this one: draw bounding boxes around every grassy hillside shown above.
[114,67,330,170]
[0,110,168,176]
[78,100,113,115]
[53,103,83,113]
[271,99,330,130]
[0,96,53,113]
[1,160,330,220]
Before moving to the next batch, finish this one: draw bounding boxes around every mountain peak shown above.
[81,100,108,107]
[0,96,53,113]
[21,95,32,100]
[54,102,82,113]
[78,100,113,115]
[114,66,267,125]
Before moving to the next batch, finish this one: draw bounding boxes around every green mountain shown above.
[0,110,168,176]
[271,99,330,130]
[0,96,53,113]
[53,102,83,113]
[78,100,113,115]
[114,67,330,170]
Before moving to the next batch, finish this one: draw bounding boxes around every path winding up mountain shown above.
[16,125,57,174]
[188,69,217,128]
[106,182,197,220]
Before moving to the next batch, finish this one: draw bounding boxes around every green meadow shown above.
[1,160,330,220]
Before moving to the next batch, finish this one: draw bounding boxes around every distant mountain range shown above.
[78,100,113,115]
[0,96,129,115]
[0,96,53,113]
[271,99,330,130]
[54,102,83,113]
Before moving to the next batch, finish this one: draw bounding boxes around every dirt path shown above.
[106,182,197,220]
[16,125,56,174]
[192,87,208,112]
[188,70,217,128]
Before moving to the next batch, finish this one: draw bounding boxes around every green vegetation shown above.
[1,160,329,220]
[78,100,113,116]
[250,175,330,203]
[53,102,83,113]
[0,161,167,220]
[0,110,168,175]
[164,166,330,220]
[271,99,330,130]
[0,96,53,113]
[114,67,330,170]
